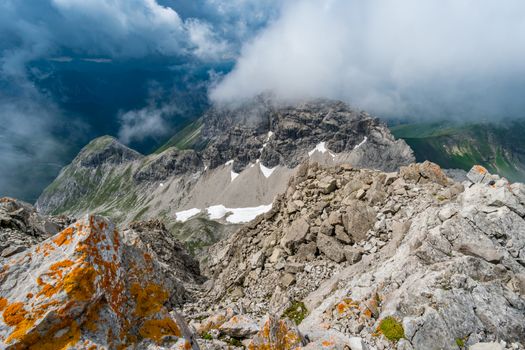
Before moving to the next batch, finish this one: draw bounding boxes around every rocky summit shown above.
[3,160,523,349]
[187,162,525,349]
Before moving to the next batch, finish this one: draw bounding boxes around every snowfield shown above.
[175,208,201,222]
[207,204,273,224]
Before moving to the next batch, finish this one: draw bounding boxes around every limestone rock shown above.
[219,314,259,338]
[317,234,346,263]
[342,201,376,242]
[458,243,504,264]
[319,176,337,194]
[281,218,310,254]
[0,215,197,349]
[248,315,306,349]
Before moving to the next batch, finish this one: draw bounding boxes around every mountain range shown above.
[1,98,524,349]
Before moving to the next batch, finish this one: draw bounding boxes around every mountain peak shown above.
[76,135,143,168]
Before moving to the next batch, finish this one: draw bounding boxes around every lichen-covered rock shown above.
[0,215,197,349]
[247,315,306,350]
[219,314,259,338]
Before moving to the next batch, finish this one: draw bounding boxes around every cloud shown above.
[0,81,83,202]
[211,0,525,119]
[118,102,178,144]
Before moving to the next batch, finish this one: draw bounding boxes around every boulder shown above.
[248,315,306,349]
[319,176,337,194]
[0,215,197,349]
[317,233,346,263]
[281,218,310,254]
[400,161,450,186]
[342,201,376,242]
[344,246,363,264]
[219,315,259,338]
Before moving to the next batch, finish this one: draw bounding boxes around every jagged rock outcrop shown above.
[0,197,71,258]
[36,98,414,252]
[0,215,201,349]
[186,162,524,349]
[199,98,413,172]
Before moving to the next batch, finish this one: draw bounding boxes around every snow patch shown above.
[159,183,164,187]
[260,163,277,178]
[353,136,367,149]
[308,141,335,158]
[231,171,239,182]
[206,204,273,224]
[260,131,275,151]
[175,208,201,222]
[225,159,234,166]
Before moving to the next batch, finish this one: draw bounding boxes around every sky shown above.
[1,0,525,201]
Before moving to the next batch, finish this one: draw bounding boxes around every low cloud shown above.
[211,0,525,119]
[118,102,178,144]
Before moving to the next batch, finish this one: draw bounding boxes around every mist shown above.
[211,0,525,120]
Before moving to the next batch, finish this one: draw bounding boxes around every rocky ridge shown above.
[183,162,525,350]
[1,161,524,349]
[35,99,414,251]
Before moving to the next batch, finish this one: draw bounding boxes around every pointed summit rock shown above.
[0,215,197,349]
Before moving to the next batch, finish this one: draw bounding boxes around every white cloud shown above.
[211,0,525,119]
[118,102,178,144]
[185,19,233,60]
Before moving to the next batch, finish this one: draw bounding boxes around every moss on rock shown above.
[378,316,405,342]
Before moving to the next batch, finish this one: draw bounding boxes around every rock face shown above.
[191,162,525,349]
[0,214,201,349]
[0,197,70,258]
[36,98,414,252]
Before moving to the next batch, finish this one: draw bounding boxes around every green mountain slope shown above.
[391,120,525,182]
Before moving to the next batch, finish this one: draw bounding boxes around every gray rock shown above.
[342,201,376,242]
[335,225,352,244]
[1,245,25,257]
[328,211,343,225]
[281,217,310,254]
[317,233,346,262]
[295,242,318,262]
[458,243,504,264]
[280,273,297,287]
[469,343,503,350]
[344,246,363,264]
[219,314,259,338]
[319,176,337,194]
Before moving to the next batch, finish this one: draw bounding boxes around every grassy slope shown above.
[391,120,525,182]
[155,119,204,153]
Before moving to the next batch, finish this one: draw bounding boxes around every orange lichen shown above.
[131,283,168,317]
[48,260,75,279]
[473,165,488,174]
[322,340,335,347]
[3,302,27,326]
[24,321,81,350]
[84,301,102,333]
[3,302,37,344]
[249,318,302,350]
[0,297,7,311]
[53,227,75,246]
[138,318,181,343]
[63,265,97,301]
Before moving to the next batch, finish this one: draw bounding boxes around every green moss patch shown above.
[379,316,405,342]
[283,301,308,325]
